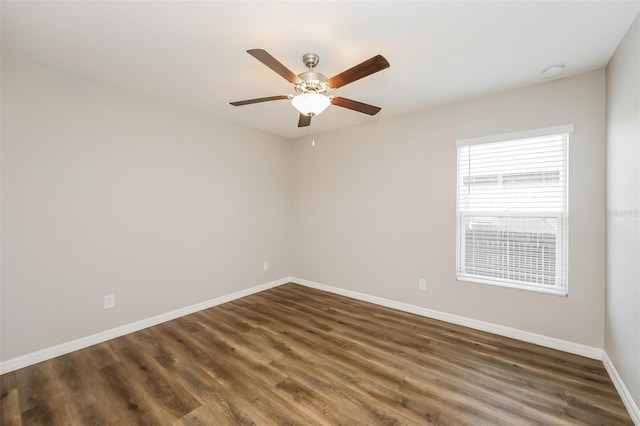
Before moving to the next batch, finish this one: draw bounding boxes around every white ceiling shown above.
[2,1,638,139]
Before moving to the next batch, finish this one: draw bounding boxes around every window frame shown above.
[455,124,572,297]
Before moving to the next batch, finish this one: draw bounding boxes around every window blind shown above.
[456,125,571,295]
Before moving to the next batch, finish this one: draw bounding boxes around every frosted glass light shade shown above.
[291,93,330,116]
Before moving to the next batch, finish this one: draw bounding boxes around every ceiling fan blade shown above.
[298,113,312,127]
[327,55,390,89]
[230,95,290,106]
[331,97,381,116]
[247,49,301,85]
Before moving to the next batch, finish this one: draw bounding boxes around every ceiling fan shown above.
[230,49,390,128]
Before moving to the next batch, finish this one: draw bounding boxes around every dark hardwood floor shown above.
[0,283,632,425]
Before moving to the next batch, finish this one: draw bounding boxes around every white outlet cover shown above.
[104,294,115,309]
[419,278,427,290]
[263,261,269,270]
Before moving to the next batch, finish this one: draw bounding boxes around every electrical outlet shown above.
[418,278,427,290]
[263,261,269,271]
[104,294,115,309]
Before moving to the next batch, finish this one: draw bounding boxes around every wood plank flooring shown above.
[0,283,632,425]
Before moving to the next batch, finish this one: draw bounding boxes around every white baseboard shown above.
[603,352,640,425]
[0,277,290,374]
[290,277,603,360]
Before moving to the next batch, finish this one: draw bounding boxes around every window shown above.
[456,125,572,296]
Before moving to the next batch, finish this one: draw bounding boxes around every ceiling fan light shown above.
[291,93,330,116]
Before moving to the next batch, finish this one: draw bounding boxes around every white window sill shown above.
[456,275,568,297]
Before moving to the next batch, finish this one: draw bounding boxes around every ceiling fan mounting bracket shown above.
[302,52,320,69]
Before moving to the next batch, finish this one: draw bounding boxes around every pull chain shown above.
[311,117,316,147]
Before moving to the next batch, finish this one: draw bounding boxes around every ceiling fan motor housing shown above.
[295,71,331,94]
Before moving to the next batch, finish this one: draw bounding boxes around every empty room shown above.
[1,1,639,425]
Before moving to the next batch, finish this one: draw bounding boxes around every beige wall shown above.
[606,13,640,410]
[0,58,612,364]
[0,59,292,361]
[293,70,606,348]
